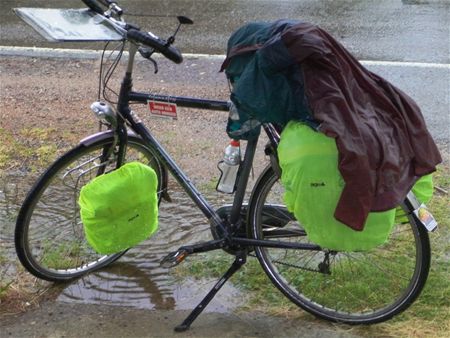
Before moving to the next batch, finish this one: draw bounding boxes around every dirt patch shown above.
[0,55,272,187]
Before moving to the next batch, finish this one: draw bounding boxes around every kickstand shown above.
[174,251,247,332]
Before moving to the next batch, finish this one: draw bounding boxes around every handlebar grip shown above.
[127,29,183,64]
[81,0,105,14]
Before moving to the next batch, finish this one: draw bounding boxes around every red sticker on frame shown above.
[148,100,178,119]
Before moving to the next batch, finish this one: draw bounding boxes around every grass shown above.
[0,248,56,317]
[198,177,219,192]
[174,164,450,338]
[0,126,69,316]
[40,240,88,270]
[0,239,56,317]
[0,127,60,173]
[0,250,12,299]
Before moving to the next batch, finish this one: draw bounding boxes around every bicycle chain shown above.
[248,253,322,273]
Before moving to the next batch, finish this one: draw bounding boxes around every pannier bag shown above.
[411,173,433,204]
[79,162,159,254]
[278,122,396,251]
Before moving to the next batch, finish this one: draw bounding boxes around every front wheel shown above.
[15,134,165,282]
[248,166,430,324]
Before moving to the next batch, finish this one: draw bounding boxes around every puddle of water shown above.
[57,186,244,311]
[58,189,242,312]
[0,178,20,244]
[0,173,29,280]
[58,263,244,312]
[1,172,244,311]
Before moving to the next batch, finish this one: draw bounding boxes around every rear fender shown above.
[402,191,438,232]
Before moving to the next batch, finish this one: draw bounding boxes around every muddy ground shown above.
[2,301,365,338]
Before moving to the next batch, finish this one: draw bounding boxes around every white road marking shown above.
[1,46,449,69]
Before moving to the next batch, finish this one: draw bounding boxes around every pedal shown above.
[160,248,190,268]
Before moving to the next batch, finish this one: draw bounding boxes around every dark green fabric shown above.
[223,20,315,140]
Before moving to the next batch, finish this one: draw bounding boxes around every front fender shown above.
[80,130,170,202]
[80,130,135,147]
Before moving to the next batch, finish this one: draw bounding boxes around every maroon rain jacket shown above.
[223,21,442,230]
[283,22,442,230]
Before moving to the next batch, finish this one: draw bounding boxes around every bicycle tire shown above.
[248,166,430,324]
[15,134,165,282]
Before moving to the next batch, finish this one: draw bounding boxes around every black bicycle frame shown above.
[114,44,321,252]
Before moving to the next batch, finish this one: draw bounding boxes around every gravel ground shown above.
[2,54,341,338]
[1,302,362,338]
[0,54,242,182]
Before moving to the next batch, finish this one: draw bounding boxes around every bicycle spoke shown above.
[16,137,163,281]
[250,166,429,323]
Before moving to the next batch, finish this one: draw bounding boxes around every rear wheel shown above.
[248,166,430,324]
[15,135,165,282]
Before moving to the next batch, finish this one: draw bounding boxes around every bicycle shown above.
[14,0,433,332]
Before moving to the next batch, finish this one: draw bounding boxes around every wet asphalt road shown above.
[2,0,449,152]
[1,0,449,63]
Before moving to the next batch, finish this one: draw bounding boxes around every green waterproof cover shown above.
[79,162,158,254]
[395,173,434,223]
[278,122,396,251]
[412,174,433,204]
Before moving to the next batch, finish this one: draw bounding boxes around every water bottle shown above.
[216,140,241,194]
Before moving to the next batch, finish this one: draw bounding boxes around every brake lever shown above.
[149,57,158,74]
[138,47,158,74]
[138,46,154,58]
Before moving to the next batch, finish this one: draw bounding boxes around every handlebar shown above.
[81,0,183,64]
[127,29,183,64]
[81,0,105,15]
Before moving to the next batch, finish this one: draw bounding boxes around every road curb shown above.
[0,45,225,61]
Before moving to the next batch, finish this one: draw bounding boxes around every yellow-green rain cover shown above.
[79,162,158,254]
[278,122,396,251]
